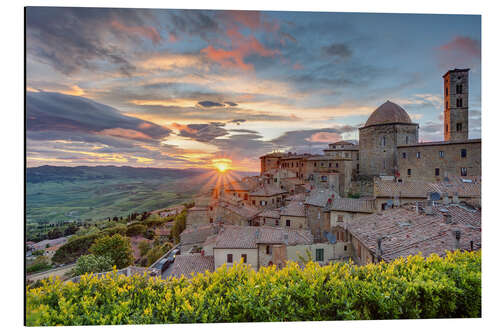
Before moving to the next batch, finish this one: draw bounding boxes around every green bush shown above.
[170,211,186,244]
[26,250,480,326]
[90,234,134,269]
[72,254,114,276]
[126,223,146,237]
[26,256,52,274]
[52,225,126,264]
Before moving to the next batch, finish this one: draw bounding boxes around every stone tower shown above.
[443,68,469,142]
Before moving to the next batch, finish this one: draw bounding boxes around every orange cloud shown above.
[221,10,279,32]
[110,20,162,44]
[307,132,342,143]
[98,128,153,140]
[201,33,279,71]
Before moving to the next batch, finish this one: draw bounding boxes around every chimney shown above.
[424,200,433,215]
[376,237,383,262]
[452,192,459,204]
[443,192,450,205]
[454,230,461,250]
[443,214,452,224]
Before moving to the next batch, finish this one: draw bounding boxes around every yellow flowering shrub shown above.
[26,250,481,326]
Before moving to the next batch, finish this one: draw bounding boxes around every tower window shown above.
[456,98,463,107]
[407,169,411,176]
[286,219,291,227]
[461,167,468,176]
[439,151,444,158]
[402,152,407,159]
[382,136,386,146]
[457,123,462,132]
[446,87,448,96]
[406,136,409,144]
[461,149,467,158]
[416,152,421,159]
[435,168,440,176]
[456,84,463,94]
[445,124,448,134]
[446,101,448,109]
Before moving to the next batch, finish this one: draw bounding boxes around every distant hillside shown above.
[26,165,208,183]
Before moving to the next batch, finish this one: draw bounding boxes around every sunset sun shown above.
[212,158,232,173]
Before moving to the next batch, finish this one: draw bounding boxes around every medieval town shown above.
[159,68,481,278]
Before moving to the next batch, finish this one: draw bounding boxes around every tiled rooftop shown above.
[257,208,280,219]
[328,198,375,213]
[347,203,481,262]
[180,225,218,246]
[169,254,215,278]
[214,225,313,249]
[250,184,287,197]
[280,200,306,217]
[217,201,261,219]
[305,188,337,207]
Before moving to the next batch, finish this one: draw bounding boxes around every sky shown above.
[26,7,481,171]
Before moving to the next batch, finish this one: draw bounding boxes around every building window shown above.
[446,87,448,96]
[320,162,324,167]
[382,136,386,146]
[407,169,411,176]
[435,168,440,176]
[241,254,247,263]
[328,163,332,167]
[456,84,463,94]
[275,220,279,226]
[209,218,213,223]
[461,149,467,158]
[457,98,463,107]
[266,245,272,255]
[416,152,421,159]
[286,219,291,227]
[260,201,267,206]
[336,163,339,168]
[252,200,256,205]
[402,152,406,159]
[457,123,463,132]
[446,101,448,109]
[461,167,468,176]
[321,175,327,182]
[315,248,324,262]
[337,215,344,222]
[406,136,409,144]
[439,151,444,158]
[227,254,233,263]
[344,245,348,251]
[314,162,317,167]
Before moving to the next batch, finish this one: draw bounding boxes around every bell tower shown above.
[443,68,469,142]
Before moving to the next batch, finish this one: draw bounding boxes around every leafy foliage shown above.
[26,256,52,274]
[89,234,134,269]
[52,225,126,264]
[72,254,114,276]
[170,210,187,244]
[145,242,173,266]
[138,240,151,257]
[126,223,147,237]
[26,250,481,326]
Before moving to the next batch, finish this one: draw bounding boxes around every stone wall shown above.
[359,123,418,177]
[279,215,307,229]
[396,140,481,182]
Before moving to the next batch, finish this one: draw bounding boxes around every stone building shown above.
[260,152,285,175]
[323,141,360,176]
[305,188,337,242]
[359,100,419,177]
[396,139,481,182]
[444,68,469,142]
[249,183,287,208]
[279,200,307,229]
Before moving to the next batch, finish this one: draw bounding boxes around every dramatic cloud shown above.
[173,123,229,142]
[198,101,225,108]
[322,43,352,59]
[437,36,481,69]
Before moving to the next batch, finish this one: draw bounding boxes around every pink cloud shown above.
[98,128,153,140]
[293,63,304,70]
[437,36,480,69]
[201,30,279,71]
[307,132,342,143]
[110,20,162,44]
[221,11,279,32]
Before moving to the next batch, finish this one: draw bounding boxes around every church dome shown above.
[364,101,413,127]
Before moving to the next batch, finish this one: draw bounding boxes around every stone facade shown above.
[396,139,481,182]
[444,68,469,142]
[359,123,419,177]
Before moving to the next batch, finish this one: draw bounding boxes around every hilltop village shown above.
[171,68,481,277]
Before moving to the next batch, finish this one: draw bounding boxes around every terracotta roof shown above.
[258,208,280,219]
[305,189,337,207]
[180,225,218,246]
[364,101,414,127]
[250,184,287,197]
[398,138,481,148]
[286,193,306,202]
[347,203,481,262]
[169,254,215,278]
[328,198,375,213]
[217,201,261,220]
[223,179,251,191]
[375,178,481,199]
[280,200,306,217]
[214,225,313,249]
